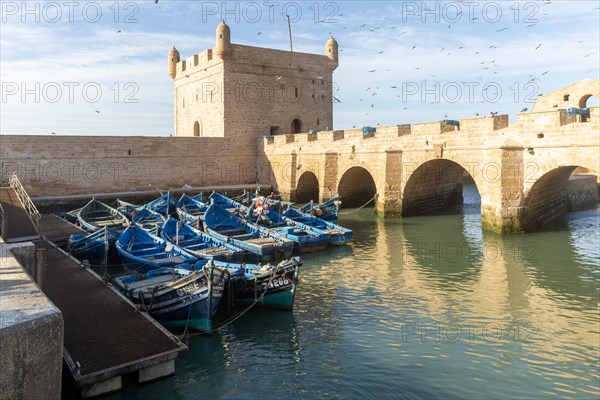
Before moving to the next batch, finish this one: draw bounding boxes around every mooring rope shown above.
[182,266,281,340]
[338,193,379,215]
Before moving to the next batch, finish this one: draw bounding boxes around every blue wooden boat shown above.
[210,192,330,253]
[116,226,201,274]
[203,203,293,262]
[131,207,166,235]
[146,192,177,216]
[176,195,208,228]
[116,199,140,218]
[67,227,120,264]
[214,256,302,310]
[281,206,352,245]
[161,218,245,263]
[78,199,129,232]
[113,266,226,331]
[299,195,341,222]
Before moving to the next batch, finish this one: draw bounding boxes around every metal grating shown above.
[34,240,184,379]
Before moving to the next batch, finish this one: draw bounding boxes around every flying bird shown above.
[257,32,262,36]
[497,27,508,32]
[520,108,528,112]
[377,51,384,54]
[154,0,159,3]
[535,43,542,50]
[116,30,121,33]
[542,70,549,75]
[368,70,376,73]
[412,45,417,49]
[95,110,100,113]
[51,132,56,135]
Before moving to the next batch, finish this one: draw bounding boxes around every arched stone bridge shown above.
[257,80,600,233]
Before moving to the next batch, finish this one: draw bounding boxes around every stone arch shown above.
[578,94,599,108]
[402,159,481,217]
[337,166,377,208]
[193,120,201,136]
[521,165,599,231]
[291,119,302,134]
[295,171,319,203]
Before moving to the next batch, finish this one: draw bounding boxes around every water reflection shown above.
[105,186,598,400]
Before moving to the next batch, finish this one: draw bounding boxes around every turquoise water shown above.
[103,185,599,399]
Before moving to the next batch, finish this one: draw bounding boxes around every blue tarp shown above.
[443,119,460,128]
[308,130,318,135]
[362,126,376,137]
[567,107,590,118]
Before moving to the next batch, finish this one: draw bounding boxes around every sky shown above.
[1,0,599,135]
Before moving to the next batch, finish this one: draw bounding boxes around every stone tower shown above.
[168,22,338,143]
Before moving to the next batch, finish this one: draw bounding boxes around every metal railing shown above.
[8,172,41,230]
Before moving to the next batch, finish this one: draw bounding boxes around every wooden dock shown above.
[1,183,188,398]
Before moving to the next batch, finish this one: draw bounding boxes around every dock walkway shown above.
[0,185,188,398]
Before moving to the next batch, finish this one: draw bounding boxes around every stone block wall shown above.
[0,241,63,400]
[0,135,256,197]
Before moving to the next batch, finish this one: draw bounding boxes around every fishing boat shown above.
[203,203,293,262]
[176,195,208,228]
[67,227,120,264]
[78,198,130,232]
[210,192,330,252]
[146,192,177,216]
[112,265,226,331]
[130,207,166,235]
[299,195,341,222]
[281,206,352,245]
[116,199,140,218]
[215,256,301,310]
[116,226,200,274]
[161,218,245,263]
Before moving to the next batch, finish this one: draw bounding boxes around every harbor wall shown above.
[0,136,257,197]
[0,241,63,400]
[566,174,600,211]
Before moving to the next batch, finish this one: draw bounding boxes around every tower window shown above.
[194,121,200,136]
[295,87,298,98]
[183,99,185,108]
[219,35,223,39]
[291,119,302,133]
[317,118,320,125]
[270,126,280,135]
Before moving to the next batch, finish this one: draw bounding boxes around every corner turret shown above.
[215,21,231,59]
[168,46,180,79]
[325,36,338,70]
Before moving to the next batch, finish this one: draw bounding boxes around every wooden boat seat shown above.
[245,238,275,245]
[200,247,230,255]
[232,234,256,241]
[146,256,188,264]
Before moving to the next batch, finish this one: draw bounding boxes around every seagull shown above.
[535,43,542,50]
[520,108,528,112]
[490,111,498,116]
[95,110,100,113]
[526,23,537,28]
[116,30,121,33]
[542,70,549,75]
[398,31,408,36]
[257,32,262,36]
[412,45,417,49]
[371,104,374,108]
[377,51,384,54]
[368,70,376,73]
[51,132,56,134]
[333,96,341,103]
[154,0,159,3]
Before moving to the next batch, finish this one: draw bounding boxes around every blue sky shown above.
[1,0,599,135]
